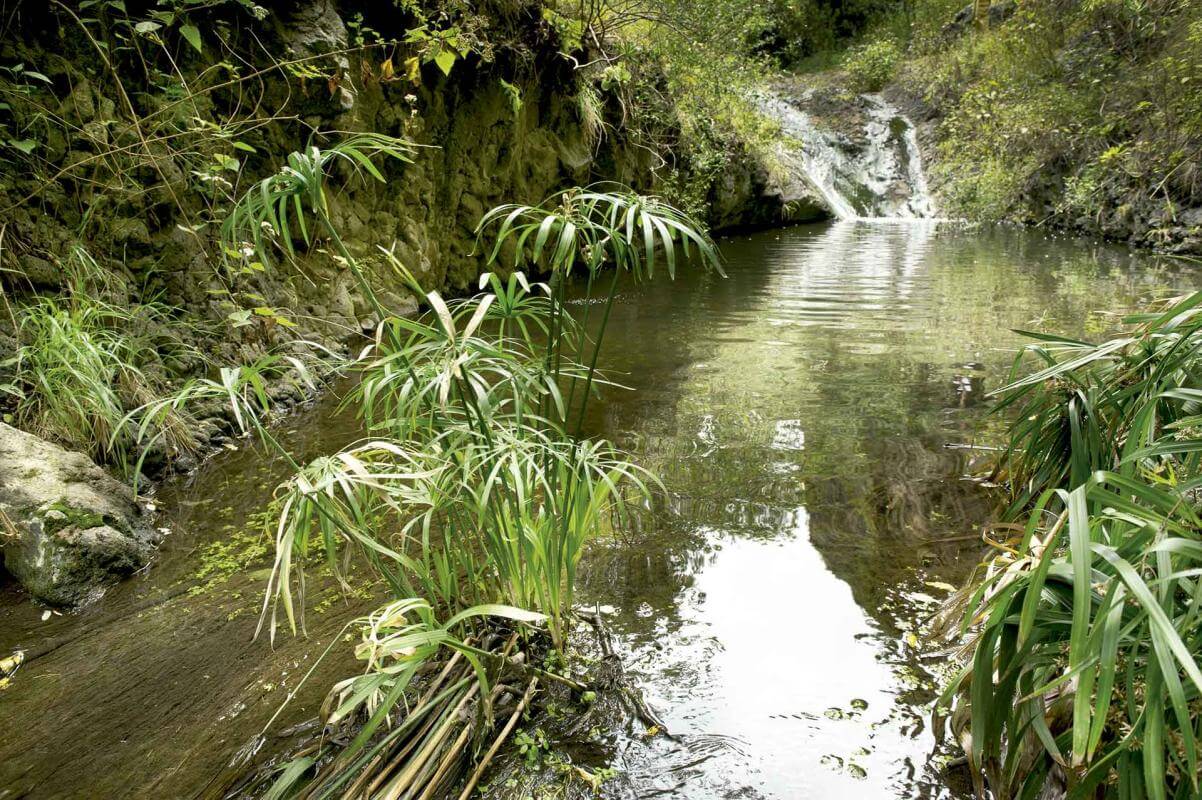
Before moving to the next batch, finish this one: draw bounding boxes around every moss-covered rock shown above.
[0,422,160,605]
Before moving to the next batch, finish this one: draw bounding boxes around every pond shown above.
[0,220,1190,799]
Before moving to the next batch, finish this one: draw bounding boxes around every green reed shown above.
[943,292,1202,800]
[212,135,721,797]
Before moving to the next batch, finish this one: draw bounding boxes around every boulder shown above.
[942,0,1018,39]
[0,422,160,605]
[276,0,355,111]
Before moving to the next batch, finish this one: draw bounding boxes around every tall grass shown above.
[216,136,721,796]
[4,251,200,474]
[943,292,1202,800]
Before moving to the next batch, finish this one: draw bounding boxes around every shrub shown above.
[843,39,901,92]
[943,293,1202,799]
[218,138,724,795]
[7,292,198,472]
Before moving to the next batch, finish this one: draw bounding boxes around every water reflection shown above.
[574,221,1188,799]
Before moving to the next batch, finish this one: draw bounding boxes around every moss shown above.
[187,512,274,595]
[41,502,106,533]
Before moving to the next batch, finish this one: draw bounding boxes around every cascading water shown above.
[758,91,937,220]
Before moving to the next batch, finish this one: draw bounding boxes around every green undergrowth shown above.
[745,0,1202,240]
[197,124,721,797]
[539,0,798,222]
[1,245,209,472]
[940,290,1202,798]
[899,0,1202,235]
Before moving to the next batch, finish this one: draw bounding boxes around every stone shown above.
[942,0,1018,39]
[109,217,152,246]
[0,422,160,605]
[18,255,60,289]
[277,0,355,111]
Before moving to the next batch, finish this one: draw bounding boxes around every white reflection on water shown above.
[577,220,1183,800]
[679,510,903,798]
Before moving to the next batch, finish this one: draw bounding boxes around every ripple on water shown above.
[0,220,1188,799]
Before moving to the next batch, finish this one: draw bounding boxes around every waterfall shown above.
[758,91,937,221]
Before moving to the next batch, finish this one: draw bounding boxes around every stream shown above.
[0,221,1192,799]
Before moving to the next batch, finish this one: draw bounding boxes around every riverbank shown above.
[887,1,1202,253]
[0,384,382,798]
[4,2,1200,796]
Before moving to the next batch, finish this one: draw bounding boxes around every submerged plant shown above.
[944,292,1202,800]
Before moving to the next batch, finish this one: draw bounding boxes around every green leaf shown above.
[433,49,457,76]
[443,603,546,631]
[179,24,203,54]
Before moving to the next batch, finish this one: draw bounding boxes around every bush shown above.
[8,295,198,471]
[3,247,202,474]
[943,293,1202,799]
[843,39,900,92]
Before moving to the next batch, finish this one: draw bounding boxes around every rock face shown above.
[707,148,829,231]
[0,0,797,360]
[0,423,159,605]
[757,85,937,220]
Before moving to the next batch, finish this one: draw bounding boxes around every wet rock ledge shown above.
[0,423,159,605]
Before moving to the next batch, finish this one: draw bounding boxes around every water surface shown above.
[569,221,1189,799]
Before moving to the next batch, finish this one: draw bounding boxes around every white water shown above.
[759,91,937,220]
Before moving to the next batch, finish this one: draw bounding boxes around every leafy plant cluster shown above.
[0,0,544,477]
[0,244,210,473]
[0,0,523,313]
[842,38,901,92]
[941,292,1202,799]
[199,132,721,796]
[744,0,903,69]
[0,0,279,241]
[900,0,1202,229]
